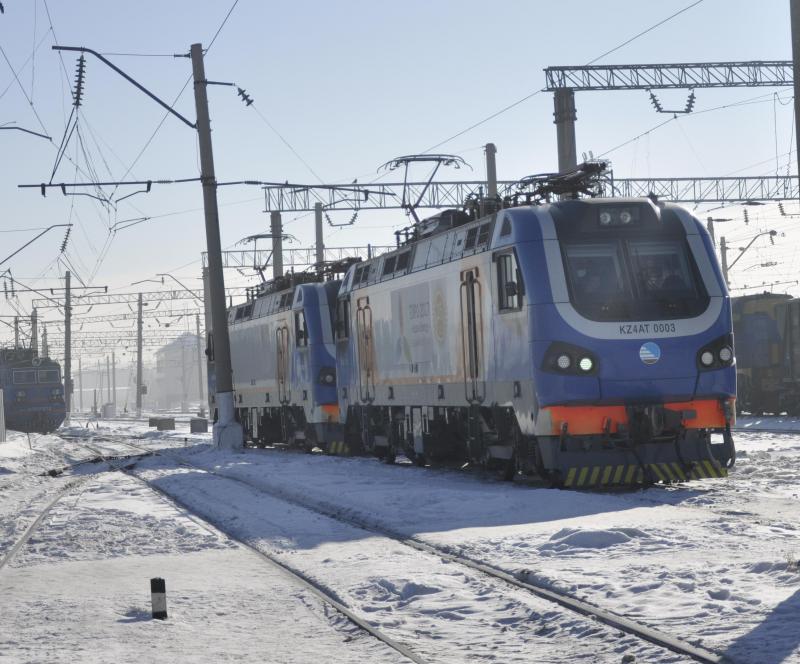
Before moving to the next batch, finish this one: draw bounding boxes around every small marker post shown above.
[150,577,167,619]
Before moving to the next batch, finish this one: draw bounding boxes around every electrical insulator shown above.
[779,202,786,216]
[648,91,663,113]
[744,209,750,225]
[237,87,254,106]
[684,90,696,114]
[73,55,87,108]
[60,226,71,253]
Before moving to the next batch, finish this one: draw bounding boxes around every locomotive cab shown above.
[522,198,736,487]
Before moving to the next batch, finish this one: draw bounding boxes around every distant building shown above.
[154,334,205,412]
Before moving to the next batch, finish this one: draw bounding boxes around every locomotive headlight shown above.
[578,356,594,372]
[15,390,26,402]
[599,211,612,226]
[556,354,571,370]
[619,210,633,224]
[718,346,733,363]
[318,366,336,385]
[700,350,715,367]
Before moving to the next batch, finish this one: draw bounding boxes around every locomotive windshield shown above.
[563,238,708,321]
[38,369,61,383]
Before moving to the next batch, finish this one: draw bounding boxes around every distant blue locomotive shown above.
[0,348,66,433]
[227,197,736,487]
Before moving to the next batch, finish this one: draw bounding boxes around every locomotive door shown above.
[460,268,485,403]
[276,324,290,404]
[356,296,375,403]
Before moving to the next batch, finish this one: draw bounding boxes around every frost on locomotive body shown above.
[0,348,65,433]
[229,273,341,450]
[334,198,735,486]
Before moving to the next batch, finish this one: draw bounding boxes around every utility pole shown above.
[195,314,203,405]
[553,88,577,174]
[42,325,48,358]
[112,350,116,412]
[106,355,111,404]
[271,211,284,279]
[13,316,19,349]
[30,309,37,356]
[136,292,143,417]
[706,218,716,248]
[191,42,242,448]
[485,143,498,199]
[78,355,83,413]
[181,336,188,413]
[314,203,324,275]
[64,270,71,421]
[720,236,729,288]
[791,0,800,181]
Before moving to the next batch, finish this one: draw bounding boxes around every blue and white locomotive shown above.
[229,196,735,487]
[229,273,341,450]
[331,197,734,485]
[0,347,66,433]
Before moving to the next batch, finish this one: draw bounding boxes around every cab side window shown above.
[496,252,523,311]
[295,310,308,346]
[336,298,351,340]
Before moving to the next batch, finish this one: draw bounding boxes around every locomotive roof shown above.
[340,211,498,294]
[229,278,339,325]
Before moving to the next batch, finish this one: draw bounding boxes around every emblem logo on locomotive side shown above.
[639,342,661,365]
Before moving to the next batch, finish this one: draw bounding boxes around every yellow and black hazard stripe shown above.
[562,460,727,488]
[327,441,351,456]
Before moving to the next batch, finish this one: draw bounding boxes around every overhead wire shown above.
[85,0,242,282]
[586,0,705,66]
[421,0,706,154]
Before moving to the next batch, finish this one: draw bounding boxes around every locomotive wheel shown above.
[303,426,317,454]
[735,374,751,415]
[379,451,396,464]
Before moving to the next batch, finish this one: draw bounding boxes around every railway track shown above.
[106,435,726,664]
[49,433,428,664]
[0,439,152,573]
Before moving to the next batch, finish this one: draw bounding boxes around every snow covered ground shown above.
[1,417,799,663]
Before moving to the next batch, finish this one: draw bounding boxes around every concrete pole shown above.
[720,236,729,288]
[42,325,48,358]
[13,316,18,349]
[30,309,37,355]
[202,267,213,414]
[64,270,71,421]
[78,355,83,413]
[191,42,242,448]
[106,355,111,403]
[112,350,116,411]
[195,314,204,404]
[271,211,284,279]
[314,203,324,274]
[97,359,102,406]
[136,293,143,417]
[706,218,716,248]
[485,143,498,199]
[553,88,578,174]
[791,0,800,182]
[181,337,188,413]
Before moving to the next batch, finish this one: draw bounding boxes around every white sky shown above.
[0,0,796,360]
